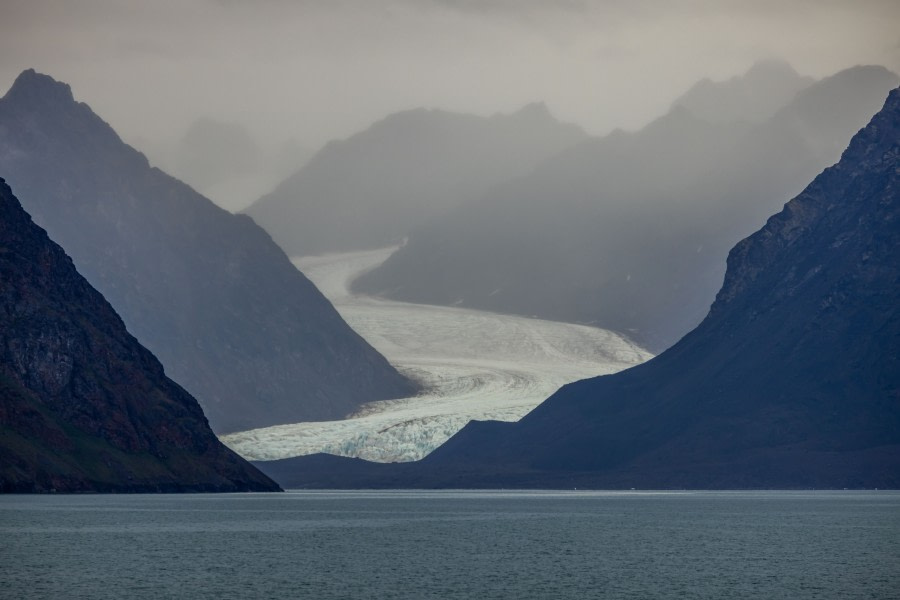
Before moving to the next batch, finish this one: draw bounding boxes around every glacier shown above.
[220,247,652,462]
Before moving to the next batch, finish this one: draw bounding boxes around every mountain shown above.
[0,70,417,433]
[672,59,814,123]
[244,103,586,256]
[256,85,900,490]
[169,117,262,191]
[149,119,312,213]
[355,65,899,352]
[0,178,280,493]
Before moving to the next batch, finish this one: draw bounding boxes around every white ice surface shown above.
[220,247,652,463]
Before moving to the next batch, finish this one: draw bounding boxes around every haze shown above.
[2,0,898,208]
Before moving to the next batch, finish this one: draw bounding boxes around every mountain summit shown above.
[245,103,586,255]
[3,69,76,107]
[673,59,814,123]
[0,70,417,433]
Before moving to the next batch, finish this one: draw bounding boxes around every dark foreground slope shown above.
[257,87,900,490]
[0,70,416,433]
[0,179,280,493]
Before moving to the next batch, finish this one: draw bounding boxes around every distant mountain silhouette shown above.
[355,65,899,352]
[257,86,900,490]
[244,103,586,255]
[673,59,814,123]
[0,70,417,433]
[170,117,262,190]
[0,178,280,493]
[151,118,311,213]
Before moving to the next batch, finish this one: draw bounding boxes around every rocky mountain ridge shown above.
[0,178,280,493]
[672,59,814,123]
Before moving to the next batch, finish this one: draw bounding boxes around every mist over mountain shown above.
[672,59,814,123]
[244,103,586,256]
[355,64,899,351]
[0,178,280,493]
[171,117,262,190]
[257,86,900,490]
[0,70,417,434]
[145,119,312,213]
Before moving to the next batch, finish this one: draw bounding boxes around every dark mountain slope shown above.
[0,70,417,433]
[356,65,898,352]
[257,86,900,490]
[245,103,586,256]
[0,178,280,493]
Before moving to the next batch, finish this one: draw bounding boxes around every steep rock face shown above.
[245,103,586,256]
[356,65,898,352]
[0,179,280,492]
[258,86,900,490]
[0,70,417,433]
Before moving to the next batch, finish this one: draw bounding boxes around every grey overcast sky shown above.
[2,0,899,156]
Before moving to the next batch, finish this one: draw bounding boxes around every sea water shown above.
[1,490,898,599]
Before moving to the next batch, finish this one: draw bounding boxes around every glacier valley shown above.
[220,247,652,462]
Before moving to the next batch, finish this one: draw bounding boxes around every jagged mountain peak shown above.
[1,69,148,173]
[714,86,900,312]
[844,85,900,161]
[786,64,898,110]
[687,59,802,92]
[4,69,75,107]
[673,59,814,124]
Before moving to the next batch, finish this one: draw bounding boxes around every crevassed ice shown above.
[220,247,652,462]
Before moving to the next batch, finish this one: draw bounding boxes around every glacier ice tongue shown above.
[221,247,652,462]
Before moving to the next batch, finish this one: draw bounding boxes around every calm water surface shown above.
[1,490,898,599]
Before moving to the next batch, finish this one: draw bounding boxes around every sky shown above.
[2,0,899,205]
